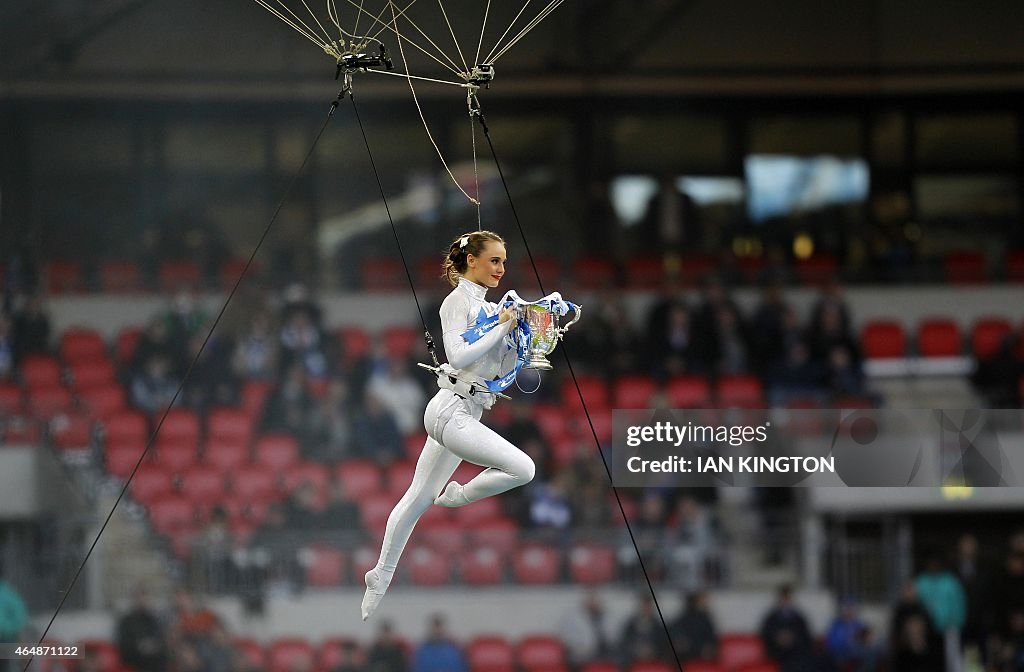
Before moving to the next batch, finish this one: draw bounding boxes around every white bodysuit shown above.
[362,277,535,618]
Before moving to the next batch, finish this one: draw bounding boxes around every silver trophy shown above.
[519,302,582,370]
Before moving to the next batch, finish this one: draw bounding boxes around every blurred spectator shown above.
[321,480,366,541]
[889,579,940,659]
[0,573,27,668]
[307,379,356,462]
[183,326,238,410]
[284,482,324,531]
[412,614,467,672]
[892,614,946,672]
[575,292,642,379]
[971,333,1024,407]
[559,591,615,665]
[995,552,1024,643]
[748,285,791,374]
[279,310,330,381]
[194,622,236,672]
[669,591,718,662]
[131,354,181,413]
[824,597,879,671]
[190,507,233,593]
[232,311,279,380]
[0,315,14,379]
[806,290,857,367]
[714,304,750,375]
[165,290,209,352]
[689,277,739,375]
[647,302,694,380]
[765,341,826,407]
[12,293,50,362]
[915,555,966,672]
[169,589,221,644]
[77,649,104,672]
[246,504,300,594]
[133,318,180,374]
[331,641,366,672]
[669,497,716,590]
[116,585,168,672]
[619,493,669,581]
[824,344,867,399]
[352,391,404,465]
[527,470,573,538]
[366,620,407,672]
[367,358,425,436]
[954,534,992,663]
[263,363,314,437]
[617,592,673,665]
[759,585,814,670]
[995,610,1024,672]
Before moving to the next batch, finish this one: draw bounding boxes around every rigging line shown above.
[23,96,343,672]
[343,0,462,76]
[350,0,365,40]
[326,0,343,42]
[363,67,467,87]
[469,93,482,230]
[271,0,334,50]
[437,0,470,74]
[349,94,435,356]
[488,0,564,64]
[389,1,479,205]
[474,0,492,67]
[483,0,533,66]
[377,0,464,77]
[254,0,330,52]
[473,109,687,672]
[300,0,337,44]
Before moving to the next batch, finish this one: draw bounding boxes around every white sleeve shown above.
[441,296,512,370]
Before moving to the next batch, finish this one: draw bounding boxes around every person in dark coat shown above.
[759,585,813,668]
[366,620,407,672]
[618,593,673,666]
[670,591,718,662]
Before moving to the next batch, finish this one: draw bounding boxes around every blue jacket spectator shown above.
[413,615,467,672]
[0,576,27,642]
[915,557,967,632]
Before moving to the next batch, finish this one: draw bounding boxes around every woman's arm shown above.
[441,296,514,370]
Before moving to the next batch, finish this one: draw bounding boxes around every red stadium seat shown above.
[1007,250,1024,282]
[716,375,764,408]
[736,256,764,284]
[917,318,961,357]
[203,438,249,471]
[47,261,84,293]
[21,355,62,387]
[220,258,263,291]
[179,466,227,505]
[28,385,74,418]
[734,664,778,672]
[417,257,443,287]
[467,636,515,672]
[241,380,273,415]
[231,464,279,501]
[208,407,254,446]
[667,376,712,408]
[404,433,427,460]
[104,410,149,444]
[971,318,1013,360]
[318,639,360,672]
[50,411,94,449]
[860,320,906,359]
[2,416,41,444]
[944,250,987,284]
[614,376,657,409]
[0,383,23,414]
[629,661,674,672]
[116,327,144,365]
[386,459,417,497]
[159,260,201,292]
[80,383,127,420]
[361,257,405,291]
[255,433,300,470]
[471,517,519,554]
[69,360,116,390]
[580,663,618,672]
[794,254,838,286]
[147,495,196,535]
[79,639,120,672]
[158,408,200,444]
[420,521,466,555]
[683,662,724,672]
[573,257,616,290]
[532,404,569,442]
[131,465,174,503]
[338,327,372,364]
[268,639,315,672]
[408,545,450,585]
[104,442,145,479]
[454,496,504,526]
[283,462,331,493]
[350,546,379,581]
[563,376,610,411]
[337,459,384,499]
[517,636,565,671]
[512,545,560,585]
[100,261,142,292]
[304,545,347,587]
[568,544,616,585]
[719,634,766,671]
[459,546,505,585]
[512,257,561,290]
[360,494,397,532]
[680,255,716,286]
[382,326,420,360]
[625,256,667,289]
[235,639,267,669]
[60,328,108,364]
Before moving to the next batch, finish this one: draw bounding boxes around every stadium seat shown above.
[917,318,961,357]
[459,546,505,585]
[680,254,716,286]
[614,376,658,409]
[531,404,569,442]
[944,250,987,284]
[386,459,417,497]
[404,433,427,460]
[28,385,74,418]
[105,442,145,479]
[255,433,300,470]
[361,257,406,291]
[338,327,372,365]
[629,661,674,672]
[719,634,766,670]
[47,261,84,293]
[130,465,174,502]
[303,545,347,587]
[667,375,712,408]
[0,383,23,414]
[100,261,142,292]
[80,383,127,420]
[283,462,331,494]
[467,636,515,672]
[454,496,504,526]
[1007,250,1024,282]
[860,320,906,359]
[231,464,279,501]
[115,327,144,365]
[733,664,778,672]
[513,545,560,584]
[317,639,360,672]
[179,466,227,505]
[625,256,667,289]
[220,258,262,291]
[146,495,196,535]
[79,639,120,672]
[563,376,610,411]
[512,257,561,289]
[350,546,379,581]
[683,662,724,672]
[517,636,566,671]
[158,408,200,444]
[241,380,273,415]
[235,639,267,669]
[794,254,838,285]
[203,438,250,470]
[382,326,420,360]
[573,257,616,290]
[2,416,41,444]
[208,407,254,446]
[159,260,202,292]
[568,544,616,585]
[359,493,397,532]
[268,639,315,672]
[716,375,764,408]
[104,410,149,444]
[420,521,466,555]
[337,459,384,498]
[50,411,94,449]
[471,517,520,554]
[69,360,116,390]
[60,328,108,364]
[417,257,443,287]
[736,256,764,284]
[408,545,450,585]
[21,354,62,387]
[971,317,1013,360]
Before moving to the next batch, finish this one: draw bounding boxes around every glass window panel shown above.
[610,116,728,172]
[749,116,861,156]
[916,114,1017,167]
[916,174,1019,221]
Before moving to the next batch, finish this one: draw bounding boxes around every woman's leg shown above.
[362,433,461,620]
[433,404,535,507]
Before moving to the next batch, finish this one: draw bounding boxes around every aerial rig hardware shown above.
[335,43,395,83]
[467,63,495,88]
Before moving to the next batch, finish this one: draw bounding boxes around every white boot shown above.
[433,481,470,508]
[361,567,393,621]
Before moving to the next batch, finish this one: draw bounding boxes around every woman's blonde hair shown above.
[441,230,505,287]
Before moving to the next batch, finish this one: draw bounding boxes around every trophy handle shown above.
[558,304,582,339]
